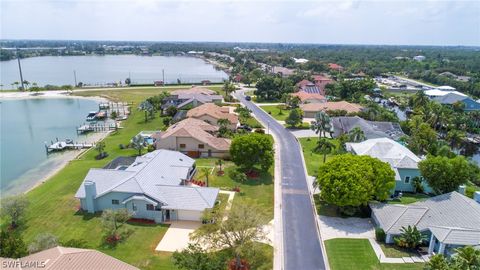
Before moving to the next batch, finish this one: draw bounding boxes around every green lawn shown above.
[3,86,271,270]
[298,137,340,176]
[387,193,431,204]
[325,239,425,270]
[259,105,290,121]
[378,243,420,258]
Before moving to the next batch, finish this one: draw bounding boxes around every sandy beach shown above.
[1,92,116,195]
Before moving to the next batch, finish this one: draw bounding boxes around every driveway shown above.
[155,221,201,252]
[318,216,374,240]
[233,90,327,270]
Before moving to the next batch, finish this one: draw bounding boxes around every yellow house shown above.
[186,103,239,130]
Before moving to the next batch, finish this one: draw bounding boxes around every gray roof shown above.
[434,92,468,104]
[371,192,480,245]
[75,150,219,212]
[103,156,137,169]
[331,116,405,140]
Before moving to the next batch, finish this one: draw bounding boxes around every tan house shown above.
[301,101,363,118]
[291,91,327,104]
[1,246,138,270]
[153,118,231,158]
[170,86,217,96]
[186,103,239,130]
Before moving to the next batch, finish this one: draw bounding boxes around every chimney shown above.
[84,181,97,213]
[458,185,466,195]
[474,191,480,204]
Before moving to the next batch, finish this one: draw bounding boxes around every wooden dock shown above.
[45,139,93,154]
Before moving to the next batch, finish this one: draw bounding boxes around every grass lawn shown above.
[194,159,274,220]
[285,122,310,129]
[298,137,340,176]
[4,86,256,270]
[387,193,431,204]
[259,105,290,121]
[378,243,420,258]
[325,239,425,270]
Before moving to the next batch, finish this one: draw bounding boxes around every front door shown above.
[165,210,170,221]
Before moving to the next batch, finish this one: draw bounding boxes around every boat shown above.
[95,111,106,119]
[86,111,97,121]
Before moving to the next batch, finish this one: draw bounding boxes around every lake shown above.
[0,98,99,195]
[0,55,228,88]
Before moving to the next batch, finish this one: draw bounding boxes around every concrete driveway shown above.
[155,221,201,252]
[318,216,375,240]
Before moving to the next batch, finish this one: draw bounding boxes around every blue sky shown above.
[1,0,479,46]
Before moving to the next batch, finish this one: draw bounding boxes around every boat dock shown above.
[76,122,118,134]
[45,139,93,154]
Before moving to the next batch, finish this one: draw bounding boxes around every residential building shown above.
[75,149,219,223]
[328,63,344,71]
[154,117,231,158]
[370,191,480,256]
[434,92,480,111]
[162,87,223,111]
[186,103,239,130]
[312,74,333,93]
[346,138,432,193]
[1,246,139,270]
[331,116,405,140]
[291,91,327,104]
[413,55,426,61]
[300,101,363,118]
[293,57,309,64]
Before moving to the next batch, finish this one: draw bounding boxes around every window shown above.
[198,144,205,149]
[112,199,119,205]
[132,203,137,211]
[405,176,411,184]
[179,144,186,148]
[146,204,154,211]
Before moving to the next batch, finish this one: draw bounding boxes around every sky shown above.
[0,0,479,46]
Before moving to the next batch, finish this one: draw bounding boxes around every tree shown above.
[348,127,366,142]
[230,133,274,172]
[410,91,430,109]
[419,155,477,194]
[28,233,58,254]
[95,141,107,159]
[223,81,236,101]
[201,167,211,187]
[451,246,480,269]
[101,208,132,243]
[191,200,268,269]
[172,243,226,270]
[314,138,335,163]
[138,100,154,123]
[310,111,332,139]
[425,254,450,270]
[408,121,438,155]
[131,134,145,156]
[285,95,301,108]
[446,129,465,151]
[218,118,232,138]
[394,226,424,249]
[0,229,28,258]
[316,154,395,210]
[166,105,178,117]
[285,108,303,127]
[0,195,29,229]
[216,159,224,174]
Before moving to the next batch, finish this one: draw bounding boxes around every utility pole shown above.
[162,69,165,85]
[16,48,25,91]
[73,70,77,87]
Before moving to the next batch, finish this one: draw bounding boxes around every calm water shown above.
[0,98,99,194]
[0,55,228,87]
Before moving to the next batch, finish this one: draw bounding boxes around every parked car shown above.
[245,95,251,101]
[238,125,252,132]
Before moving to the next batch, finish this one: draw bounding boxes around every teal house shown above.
[346,138,432,194]
[75,150,219,223]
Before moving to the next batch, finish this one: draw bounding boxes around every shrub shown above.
[394,225,424,249]
[412,176,424,193]
[254,128,265,134]
[229,168,247,183]
[163,116,172,126]
[375,228,386,242]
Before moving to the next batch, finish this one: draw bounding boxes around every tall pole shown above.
[16,48,25,91]
[162,69,165,85]
[73,70,77,87]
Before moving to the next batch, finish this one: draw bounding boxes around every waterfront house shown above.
[1,246,139,270]
[153,118,231,158]
[162,86,223,111]
[300,101,363,118]
[75,149,219,223]
[371,191,480,256]
[186,103,239,130]
[346,137,432,194]
[433,92,480,111]
[331,116,405,140]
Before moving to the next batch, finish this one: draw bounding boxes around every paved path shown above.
[318,216,374,240]
[234,90,327,270]
[155,221,201,252]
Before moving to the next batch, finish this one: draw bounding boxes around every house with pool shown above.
[75,150,219,223]
[370,191,480,256]
[346,137,433,194]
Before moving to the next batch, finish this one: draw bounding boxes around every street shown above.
[233,91,326,270]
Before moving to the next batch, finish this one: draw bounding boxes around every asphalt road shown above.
[234,92,326,270]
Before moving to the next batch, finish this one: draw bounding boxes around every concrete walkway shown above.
[318,216,375,240]
[368,239,430,263]
[155,221,202,252]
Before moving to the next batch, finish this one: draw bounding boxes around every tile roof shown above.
[75,150,219,212]
[312,74,332,82]
[328,63,343,70]
[186,103,239,125]
[291,91,326,103]
[156,118,231,151]
[371,192,480,246]
[296,79,313,89]
[3,246,139,270]
[300,101,363,114]
[331,116,405,140]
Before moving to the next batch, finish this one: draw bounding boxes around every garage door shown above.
[177,210,202,221]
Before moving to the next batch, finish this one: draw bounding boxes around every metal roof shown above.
[331,116,405,140]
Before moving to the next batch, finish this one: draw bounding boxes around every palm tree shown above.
[410,91,429,109]
[13,81,19,90]
[310,111,332,139]
[446,129,465,152]
[314,138,335,163]
[395,225,424,249]
[217,118,232,138]
[131,134,145,156]
[216,159,223,173]
[138,101,154,123]
[23,80,30,90]
[201,167,211,187]
[452,246,480,269]
[348,127,366,142]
